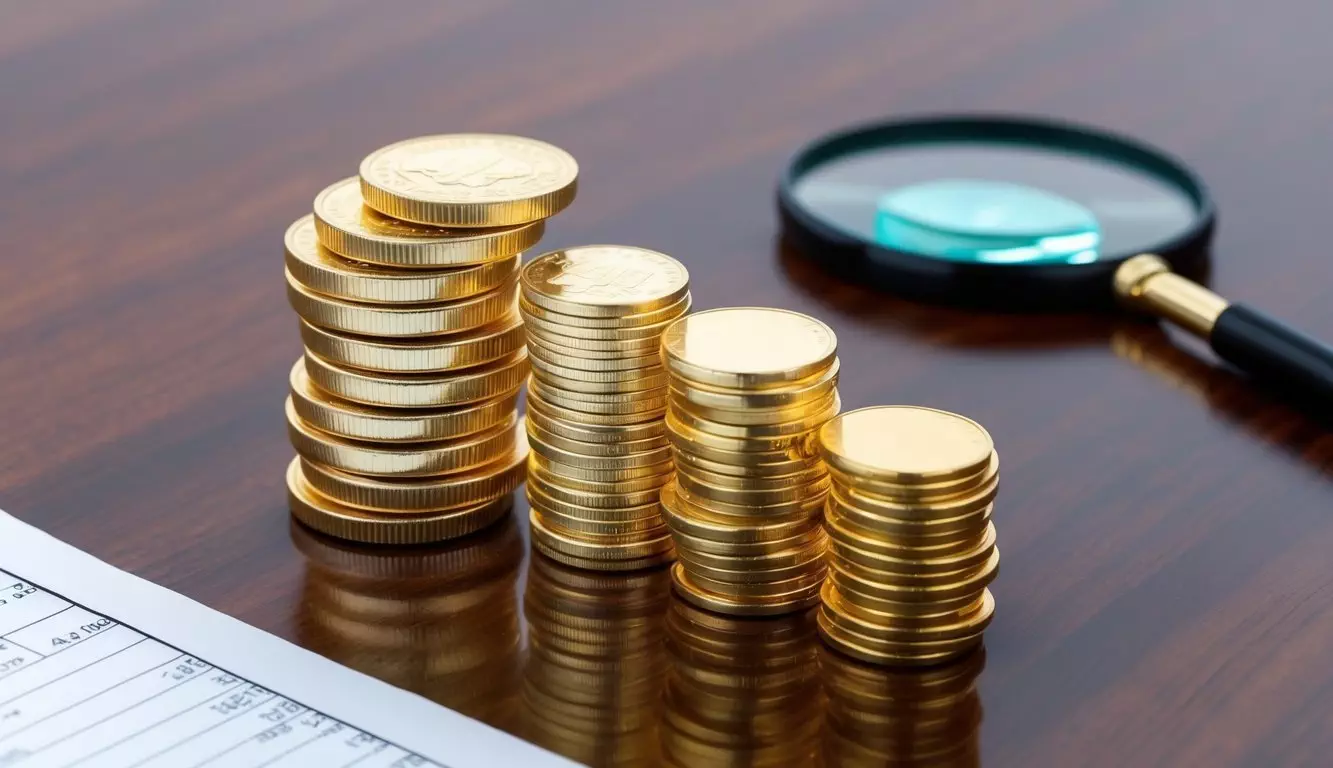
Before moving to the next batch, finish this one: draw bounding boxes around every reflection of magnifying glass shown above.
[778,115,1333,411]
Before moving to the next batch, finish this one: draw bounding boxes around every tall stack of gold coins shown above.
[658,307,841,615]
[660,600,823,766]
[520,246,691,571]
[521,556,671,766]
[283,134,577,545]
[820,646,985,766]
[291,513,525,731]
[817,406,1000,666]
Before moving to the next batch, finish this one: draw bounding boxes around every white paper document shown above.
[0,510,574,768]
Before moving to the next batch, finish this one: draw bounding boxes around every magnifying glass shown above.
[778,115,1333,412]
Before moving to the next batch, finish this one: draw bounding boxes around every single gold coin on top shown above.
[820,406,995,485]
[358,134,578,227]
[313,176,543,268]
[661,307,837,389]
[521,246,689,317]
[285,214,518,304]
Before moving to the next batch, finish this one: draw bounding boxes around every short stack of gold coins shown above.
[660,600,824,766]
[817,406,1000,666]
[283,134,578,545]
[819,645,985,766]
[520,246,691,571]
[658,307,841,616]
[521,555,671,766]
[291,513,525,731]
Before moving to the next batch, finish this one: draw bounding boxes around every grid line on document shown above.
[117,692,282,768]
[183,703,314,768]
[249,720,341,768]
[0,604,73,641]
[0,637,148,709]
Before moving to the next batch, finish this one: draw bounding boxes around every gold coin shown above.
[828,522,997,579]
[670,442,814,478]
[526,418,667,458]
[526,332,659,361]
[827,508,995,559]
[828,545,995,589]
[287,269,516,337]
[530,450,673,483]
[527,354,668,387]
[660,481,820,544]
[297,428,527,512]
[826,501,992,550]
[527,340,660,372]
[528,376,666,417]
[528,495,666,537]
[671,564,822,617]
[529,510,675,561]
[530,361,668,395]
[682,562,827,598]
[313,176,543,266]
[521,246,689,317]
[829,453,999,503]
[822,582,995,644]
[677,535,826,574]
[289,358,518,442]
[829,574,981,619]
[661,308,837,388]
[665,416,817,463]
[829,550,999,604]
[816,608,984,667]
[526,482,664,523]
[286,399,518,477]
[285,214,518,304]
[527,387,663,428]
[289,512,522,581]
[528,428,673,471]
[669,360,838,411]
[667,389,839,427]
[833,476,998,523]
[358,134,577,227]
[528,470,663,510]
[526,324,663,354]
[667,398,837,441]
[526,397,667,445]
[305,349,528,408]
[674,460,825,492]
[519,292,691,329]
[676,480,828,519]
[823,581,987,630]
[287,459,513,544]
[520,303,681,343]
[675,470,829,508]
[299,314,525,374]
[677,551,825,587]
[528,455,672,496]
[820,406,994,485]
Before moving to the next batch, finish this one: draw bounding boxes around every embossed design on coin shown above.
[361,134,577,204]
[522,246,689,314]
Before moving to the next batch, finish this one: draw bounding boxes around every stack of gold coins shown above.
[817,406,1000,666]
[521,555,671,767]
[283,134,578,545]
[819,646,985,766]
[658,307,841,615]
[660,600,823,766]
[520,246,691,571]
[291,510,525,731]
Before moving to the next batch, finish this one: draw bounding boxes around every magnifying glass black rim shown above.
[777,114,1216,311]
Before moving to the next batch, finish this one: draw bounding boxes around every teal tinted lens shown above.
[789,140,1197,264]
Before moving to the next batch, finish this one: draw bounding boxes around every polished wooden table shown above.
[4,1,1333,765]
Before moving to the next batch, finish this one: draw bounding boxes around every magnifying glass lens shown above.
[789,140,1199,266]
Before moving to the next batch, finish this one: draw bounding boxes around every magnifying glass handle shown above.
[1116,255,1333,410]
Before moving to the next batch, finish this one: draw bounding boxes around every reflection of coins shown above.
[313,176,543,267]
[359,134,578,227]
[521,554,671,766]
[817,407,1000,666]
[522,246,689,317]
[820,644,985,766]
[285,214,518,303]
[661,598,822,766]
[293,515,524,729]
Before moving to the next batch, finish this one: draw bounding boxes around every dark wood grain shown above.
[3,1,1333,765]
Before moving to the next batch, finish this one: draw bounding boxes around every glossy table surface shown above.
[4,2,1333,766]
